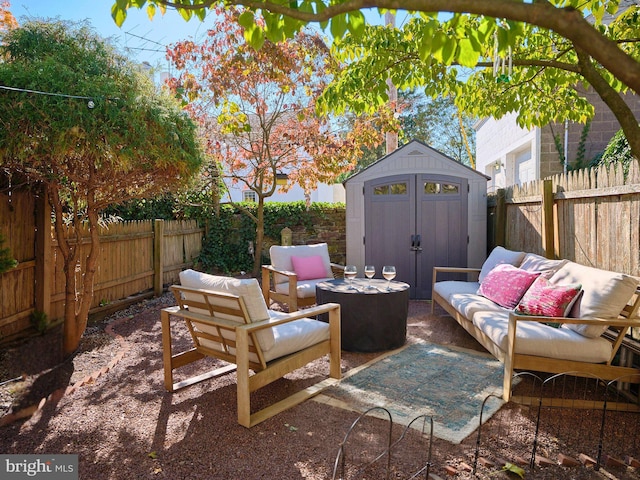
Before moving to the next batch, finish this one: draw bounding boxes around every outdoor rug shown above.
[314,341,515,444]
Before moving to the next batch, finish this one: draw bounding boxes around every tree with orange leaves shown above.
[167,7,395,274]
[0,1,17,33]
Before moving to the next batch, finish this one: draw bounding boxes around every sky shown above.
[10,1,392,71]
[11,0,214,70]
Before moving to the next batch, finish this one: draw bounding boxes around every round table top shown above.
[316,278,409,294]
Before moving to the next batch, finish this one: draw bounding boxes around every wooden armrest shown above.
[433,266,481,274]
[241,303,341,333]
[262,264,297,278]
[432,266,481,286]
[330,263,345,278]
[508,312,640,328]
[164,307,245,329]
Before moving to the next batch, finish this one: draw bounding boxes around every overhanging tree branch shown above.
[147,0,640,95]
[575,47,640,160]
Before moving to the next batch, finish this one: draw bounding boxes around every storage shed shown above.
[344,140,489,299]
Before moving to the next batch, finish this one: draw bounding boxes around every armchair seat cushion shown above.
[264,311,330,362]
[275,278,332,299]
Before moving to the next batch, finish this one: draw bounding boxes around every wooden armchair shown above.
[161,269,341,428]
[262,243,344,312]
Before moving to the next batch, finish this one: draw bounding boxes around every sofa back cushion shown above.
[178,269,275,350]
[479,246,526,283]
[518,253,567,278]
[550,262,639,338]
[477,264,540,309]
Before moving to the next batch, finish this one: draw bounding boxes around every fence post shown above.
[494,188,506,247]
[154,219,164,296]
[34,189,51,319]
[541,179,555,258]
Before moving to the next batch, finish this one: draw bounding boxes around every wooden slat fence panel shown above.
[0,189,36,338]
[162,219,203,286]
[504,182,544,256]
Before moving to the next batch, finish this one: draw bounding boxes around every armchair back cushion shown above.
[179,269,275,350]
[270,243,334,283]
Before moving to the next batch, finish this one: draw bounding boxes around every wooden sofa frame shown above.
[161,285,341,427]
[431,266,640,409]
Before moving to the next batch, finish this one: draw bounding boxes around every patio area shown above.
[0,294,638,479]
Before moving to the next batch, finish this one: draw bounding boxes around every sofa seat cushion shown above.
[472,311,612,363]
[433,280,481,304]
[262,310,330,362]
[550,261,639,338]
[275,278,332,299]
[449,290,507,320]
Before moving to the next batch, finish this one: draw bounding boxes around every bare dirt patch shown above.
[0,297,638,479]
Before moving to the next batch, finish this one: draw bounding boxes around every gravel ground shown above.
[0,296,639,479]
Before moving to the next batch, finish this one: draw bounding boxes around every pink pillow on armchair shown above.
[477,264,540,309]
[291,255,328,281]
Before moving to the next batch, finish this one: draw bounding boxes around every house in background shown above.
[223,179,345,204]
[475,88,640,192]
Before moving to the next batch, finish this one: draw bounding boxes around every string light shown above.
[0,84,119,107]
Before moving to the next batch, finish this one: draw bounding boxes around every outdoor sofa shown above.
[431,247,640,406]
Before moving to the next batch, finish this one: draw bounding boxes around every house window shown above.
[243,191,257,202]
[374,182,407,195]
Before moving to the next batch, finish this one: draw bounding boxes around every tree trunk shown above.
[51,188,100,357]
[252,196,265,276]
[575,48,640,161]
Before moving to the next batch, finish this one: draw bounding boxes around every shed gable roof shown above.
[344,139,489,184]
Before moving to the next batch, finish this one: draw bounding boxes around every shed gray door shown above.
[364,174,468,299]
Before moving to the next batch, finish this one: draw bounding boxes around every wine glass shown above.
[364,265,375,289]
[382,265,396,291]
[344,265,357,290]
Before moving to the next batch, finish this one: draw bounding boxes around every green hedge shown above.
[197,201,345,274]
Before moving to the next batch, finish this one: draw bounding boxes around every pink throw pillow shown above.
[477,264,540,309]
[515,276,582,317]
[291,255,327,281]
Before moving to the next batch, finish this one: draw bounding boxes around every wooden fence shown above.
[489,161,640,278]
[0,189,203,341]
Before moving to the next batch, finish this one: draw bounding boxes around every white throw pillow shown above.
[479,246,526,283]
